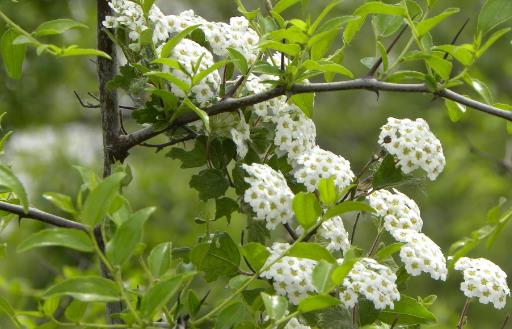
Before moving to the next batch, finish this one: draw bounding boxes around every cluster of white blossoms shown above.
[454,257,510,309]
[261,243,317,305]
[368,189,423,234]
[318,216,350,252]
[392,229,447,281]
[242,164,294,230]
[378,117,446,180]
[104,0,149,50]
[293,146,354,193]
[273,105,317,162]
[230,112,251,159]
[244,74,287,117]
[284,318,311,329]
[166,39,221,106]
[166,10,259,62]
[339,258,400,310]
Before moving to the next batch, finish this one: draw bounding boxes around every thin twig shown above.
[283,223,299,241]
[140,133,197,152]
[367,24,408,77]
[457,299,471,329]
[350,213,361,244]
[443,18,470,60]
[367,230,383,257]
[500,314,510,329]
[390,316,399,329]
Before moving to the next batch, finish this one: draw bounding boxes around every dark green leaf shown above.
[215,302,246,329]
[378,295,437,324]
[17,228,93,253]
[42,277,120,302]
[148,242,173,278]
[215,197,239,223]
[189,169,229,201]
[478,0,512,35]
[372,155,405,189]
[227,47,249,73]
[167,137,208,169]
[64,300,87,322]
[0,295,21,328]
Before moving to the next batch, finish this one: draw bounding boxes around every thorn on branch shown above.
[444,18,470,60]
[74,91,100,109]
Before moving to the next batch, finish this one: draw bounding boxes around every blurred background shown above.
[0,0,511,328]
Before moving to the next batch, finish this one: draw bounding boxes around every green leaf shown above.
[416,8,459,36]
[242,242,270,271]
[299,295,340,313]
[106,207,155,266]
[385,70,425,82]
[215,197,239,223]
[259,40,301,56]
[434,45,474,66]
[355,2,407,17]
[378,295,437,324]
[183,98,210,132]
[147,242,173,278]
[42,277,120,302]
[0,164,29,212]
[425,55,452,80]
[477,28,511,57]
[145,71,190,93]
[331,256,358,285]
[189,168,229,201]
[308,29,339,60]
[17,228,93,253]
[151,58,182,70]
[190,232,241,282]
[193,60,228,85]
[290,93,315,117]
[372,154,405,189]
[160,25,200,58]
[343,16,365,44]
[465,76,494,104]
[58,47,111,60]
[308,0,343,34]
[444,99,466,122]
[142,0,156,15]
[376,41,388,72]
[227,47,249,73]
[301,59,353,78]
[1,29,26,80]
[312,260,336,293]
[288,242,336,263]
[478,0,512,35]
[64,300,87,322]
[324,201,374,220]
[167,137,208,168]
[272,0,301,14]
[140,272,194,318]
[80,172,125,226]
[318,178,337,206]
[33,19,88,36]
[373,14,403,38]
[261,293,288,320]
[0,295,22,328]
[374,243,405,262]
[215,302,246,329]
[293,192,322,229]
[43,192,77,215]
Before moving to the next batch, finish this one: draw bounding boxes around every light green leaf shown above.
[308,0,343,34]
[444,99,466,122]
[272,0,301,14]
[298,295,340,313]
[42,277,121,302]
[160,25,200,58]
[292,192,321,229]
[0,164,29,212]
[378,295,437,324]
[312,260,336,293]
[373,14,403,38]
[374,243,405,262]
[148,242,173,278]
[308,29,339,60]
[324,201,374,220]
[140,272,194,318]
[288,242,336,263]
[478,0,512,35]
[242,242,270,272]
[376,41,388,72]
[385,70,425,82]
[17,228,93,253]
[301,59,353,78]
[0,295,22,328]
[290,93,315,117]
[33,19,88,37]
[145,71,190,93]
[43,192,77,215]
[354,2,407,17]
[215,302,246,329]
[1,29,26,80]
[150,58,182,70]
[433,44,474,66]
[416,8,459,36]
[425,55,452,80]
[331,256,358,285]
[59,47,111,60]
[227,47,249,73]
[318,178,337,206]
[80,172,125,226]
[106,207,155,266]
[477,28,511,57]
[193,60,228,85]
[261,293,288,320]
[259,40,301,56]
[183,98,211,133]
[142,0,156,15]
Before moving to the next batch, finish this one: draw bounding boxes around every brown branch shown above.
[0,201,88,232]
[121,79,512,151]
[140,133,198,152]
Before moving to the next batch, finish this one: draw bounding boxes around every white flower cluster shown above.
[230,112,251,159]
[318,216,350,253]
[167,10,259,62]
[261,243,317,305]
[339,258,400,310]
[378,118,445,180]
[293,146,354,193]
[168,39,220,106]
[367,189,423,234]
[284,318,311,329]
[245,74,287,117]
[455,257,510,309]
[242,164,294,230]
[392,229,447,281]
[273,105,317,162]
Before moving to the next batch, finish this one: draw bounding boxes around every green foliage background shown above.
[1,0,511,328]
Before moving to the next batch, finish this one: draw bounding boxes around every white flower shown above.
[455,257,510,309]
[230,112,251,158]
[378,117,445,180]
[242,164,294,230]
[285,318,311,329]
[367,189,422,234]
[244,74,288,117]
[318,216,350,253]
[293,146,354,193]
[261,243,317,305]
[339,258,400,310]
[273,105,316,163]
[391,229,447,281]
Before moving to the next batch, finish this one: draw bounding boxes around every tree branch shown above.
[0,201,89,232]
[121,79,512,150]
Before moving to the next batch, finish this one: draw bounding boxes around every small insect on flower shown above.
[455,257,510,309]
